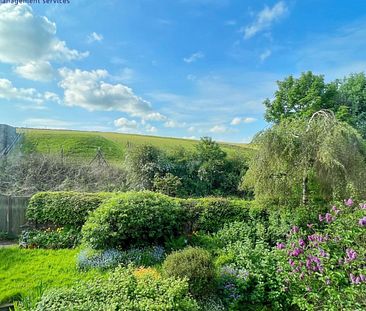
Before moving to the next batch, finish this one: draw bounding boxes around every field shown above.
[18,128,256,164]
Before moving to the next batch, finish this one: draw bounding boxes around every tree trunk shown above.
[302,174,308,205]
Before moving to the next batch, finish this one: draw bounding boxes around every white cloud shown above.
[145,124,157,133]
[231,117,242,125]
[0,4,88,79]
[14,61,55,82]
[231,116,257,125]
[143,112,167,121]
[243,1,288,39]
[114,117,138,129]
[58,68,156,118]
[87,32,103,43]
[260,49,272,61]
[209,125,228,134]
[183,51,205,63]
[0,78,60,107]
[243,117,257,123]
[23,118,74,129]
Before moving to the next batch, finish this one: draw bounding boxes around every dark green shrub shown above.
[26,192,114,228]
[82,191,183,249]
[163,247,216,297]
[35,267,199,310]
[182,198,250,232]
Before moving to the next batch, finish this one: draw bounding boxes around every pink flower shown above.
[344,198,353,207]
[358,216,366,226]
[276,242,285,250]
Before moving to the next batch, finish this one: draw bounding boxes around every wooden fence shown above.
[0,195,29,235]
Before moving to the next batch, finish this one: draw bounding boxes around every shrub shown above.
[19,228,81,249]
[27,192,114,228]
[82,191,183,249]
[163,247,216,297]
[182,198,250,233]
[276,199,366,310]
[77,246,165,271]
[35,267,199,311]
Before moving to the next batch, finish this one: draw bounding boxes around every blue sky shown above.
[1,0,366,142]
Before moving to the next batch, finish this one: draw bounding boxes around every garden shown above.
[1,72,366,310]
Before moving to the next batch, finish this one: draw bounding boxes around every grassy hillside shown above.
[18,128,255,164]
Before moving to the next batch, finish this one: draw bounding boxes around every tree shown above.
[195,137,227,195]
[243,110,366,204]
[264,71,338,123]
[337,72,366,138]
[124,145,167,190]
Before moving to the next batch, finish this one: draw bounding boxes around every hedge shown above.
[82,191,183,249]
[27,192,115,228]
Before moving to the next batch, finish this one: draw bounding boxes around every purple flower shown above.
[276,242,285,250]
[331,206,340,214]
[325,278,331,285]
[325,213,333,223]
[307,223,313,228]
[344,198,353,207]
[350,273,361,284]
[299,239,306,248]
[291,248,303,257]
[358,216,366,226]
[289,259,295,267]
[319,214,324,222]
[360,203,366,209]
[345,248,357,263]
[291,226,299,234]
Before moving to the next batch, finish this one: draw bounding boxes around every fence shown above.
[0,195,29,235]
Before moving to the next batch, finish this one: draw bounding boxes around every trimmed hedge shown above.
[82,191,183,249]
[27,192,115,228]
[182,198,251,233]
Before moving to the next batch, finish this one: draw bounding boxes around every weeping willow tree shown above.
[242,110,366,204]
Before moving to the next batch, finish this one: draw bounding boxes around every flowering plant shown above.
[276,199,366,310]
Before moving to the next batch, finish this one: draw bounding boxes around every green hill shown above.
[18,128,255,165]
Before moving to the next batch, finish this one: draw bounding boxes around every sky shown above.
[1,0,366,143]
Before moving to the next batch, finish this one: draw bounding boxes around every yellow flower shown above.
[133,267,160,280]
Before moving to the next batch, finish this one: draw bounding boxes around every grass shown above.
[0,247,103,304]
[18,128,256,164]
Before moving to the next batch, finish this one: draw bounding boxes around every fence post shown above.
[7,195,12,234]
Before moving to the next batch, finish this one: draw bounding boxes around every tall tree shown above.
[243,110,366,204]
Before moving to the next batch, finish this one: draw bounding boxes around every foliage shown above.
[124,144,168,190]
[182,198,250,233]
[163,247,216,298]
[77,246,165,271]
[0,247,101,304]
[264,71,366,138]
[276,200,366,310]
[82,191,182,249]
[34,267,200,311]
[27,191,114,228]
[243,112,366,204]
[153,172,183,197]
[19,228,81,249]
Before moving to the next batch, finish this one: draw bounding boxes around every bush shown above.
[82,191,183,249]
[163,247,216,298]
[182,198,250,233]
[26,192,114,228]
[276,199,366,310]
[19,228,81,249]
[35,267,199,311]
[77,246,165,271]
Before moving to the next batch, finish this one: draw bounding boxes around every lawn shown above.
[0,247,102,304]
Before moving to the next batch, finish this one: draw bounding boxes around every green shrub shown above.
[35,267,199,311]
[182,198,250,233]
[26,192,114,228]
[163,247,216,297]
[19,228,81,249]
[82,191,183,249]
